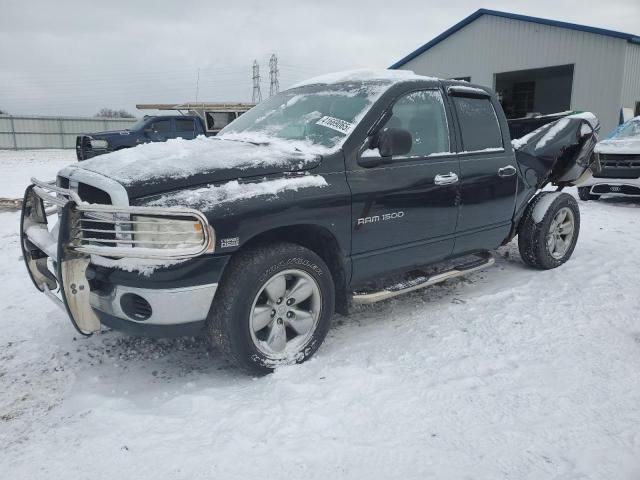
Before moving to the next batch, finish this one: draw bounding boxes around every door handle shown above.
[434,172,459,185]
[498,165,517,177]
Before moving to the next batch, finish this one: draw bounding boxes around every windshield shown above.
[127,118,147,131]
[610,118,640,140]
[218,82,389,149]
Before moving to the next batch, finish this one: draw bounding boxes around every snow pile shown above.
[290,69,438,88]
[147,174,328,210]
[75,136,321,186]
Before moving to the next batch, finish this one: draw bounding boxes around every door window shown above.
[382,90,450,157]
[175,118,195,132]
[452,97,503,151]
[151,119,171,133]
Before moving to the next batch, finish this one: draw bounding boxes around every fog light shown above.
[120,293,152,321]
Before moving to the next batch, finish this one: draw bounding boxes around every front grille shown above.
[78,183,112,205]
[596,153,640,179]
[592,184,640,196]
[29,178,212,260]
[77,183,115,242]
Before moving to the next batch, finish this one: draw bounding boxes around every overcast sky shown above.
[1,0,638,116]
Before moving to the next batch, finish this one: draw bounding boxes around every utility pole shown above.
[252,60,262,104]
[269,54,279,97]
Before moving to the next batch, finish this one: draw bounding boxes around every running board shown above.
[352,252,495,305]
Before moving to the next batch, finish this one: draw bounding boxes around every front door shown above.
[347,89,461,285]
[448,91,518,254]
[149,118,172,142]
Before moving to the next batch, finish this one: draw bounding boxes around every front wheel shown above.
[518,192,580,269]
[207,242,335,374]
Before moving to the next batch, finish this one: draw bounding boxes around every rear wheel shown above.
[578,186,600,201]
[207,242,334,374]
[518,192,580,269]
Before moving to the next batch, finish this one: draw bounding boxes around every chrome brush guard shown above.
[21,178,214,335]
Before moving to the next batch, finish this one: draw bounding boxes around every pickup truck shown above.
[577,116,640,200]
[76,115,207,160]
[21,70,599,374]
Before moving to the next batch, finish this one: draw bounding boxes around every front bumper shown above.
[578,176,640,196]
[21,179,222,337]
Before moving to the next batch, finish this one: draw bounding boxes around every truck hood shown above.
[595,137,640,155]
[65,135,322,199]
[89,130,132,138]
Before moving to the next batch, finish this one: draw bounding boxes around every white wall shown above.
[399,15,629,134]
[621,42,640,120]
[0,115,137,150]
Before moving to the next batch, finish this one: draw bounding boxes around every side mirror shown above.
[377,127,412,157]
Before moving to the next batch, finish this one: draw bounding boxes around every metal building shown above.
[390,9,640,134]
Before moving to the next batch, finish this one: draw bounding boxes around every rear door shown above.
[174,117,197,139]
[448,88,517,254]
[347,89,461,284]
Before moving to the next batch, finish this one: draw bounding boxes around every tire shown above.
[518,192,580,270]
[207,242,335,374]
[577,186,600,201]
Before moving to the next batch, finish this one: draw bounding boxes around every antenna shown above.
[269,54,279,96]
[195,68,200,103]
[252,60,262,103]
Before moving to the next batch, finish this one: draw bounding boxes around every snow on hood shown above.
[144,174,328,211]
[595,137,640,154]
[290,69,438,89]
[73,135,321,186]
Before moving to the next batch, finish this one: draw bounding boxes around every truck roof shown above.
[289,69,489,93]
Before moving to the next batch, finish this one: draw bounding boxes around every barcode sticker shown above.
[316,116,353,134]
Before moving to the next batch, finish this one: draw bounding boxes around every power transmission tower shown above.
[269,54,279,96]
[252,60,262,103]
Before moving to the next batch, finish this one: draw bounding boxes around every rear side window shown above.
[205,112,236,131]
[452,97,503,151]
[175,118,195,132]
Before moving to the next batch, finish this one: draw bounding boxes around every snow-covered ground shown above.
[0,149,76,198]
[1,151,639,479]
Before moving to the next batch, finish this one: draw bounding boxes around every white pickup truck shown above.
[578,116,640,200]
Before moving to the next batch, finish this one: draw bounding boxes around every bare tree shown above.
[95,108,135,118]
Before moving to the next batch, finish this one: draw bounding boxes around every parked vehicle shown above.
[21,70,599,374]
[577,116,640,200]
[76,115,207,160]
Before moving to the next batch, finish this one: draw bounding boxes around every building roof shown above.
[389,9,640,69]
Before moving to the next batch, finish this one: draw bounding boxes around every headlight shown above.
[133,216,205,250]
[90,138,108,149]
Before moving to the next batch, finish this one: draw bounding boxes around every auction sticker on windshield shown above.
[316,116,354,134]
